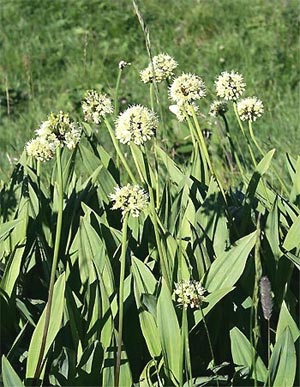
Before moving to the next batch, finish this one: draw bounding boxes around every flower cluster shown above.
[215,70,246,101]
[174,280,206,309]
[209,100,228,117]
[140,53,178,83]
[82,90,113,124]
[115,105,158,146]
[237,97,264,121]
[169,102,199,122]
[26,112,81,161]
[26,137,56,162]
[169,73,206,105]
[110,184,149,218]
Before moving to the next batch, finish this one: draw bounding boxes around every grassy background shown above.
[0,0,299,180]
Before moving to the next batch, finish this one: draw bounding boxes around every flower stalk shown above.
[115,212,129,387]
[33,146,64,381]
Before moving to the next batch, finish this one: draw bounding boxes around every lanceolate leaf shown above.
[26,273,66,379]
[230,327,267,383]
[204,231,256,292]
[267,327,296,387]
[2,355,23,387]
[157,279,181,386]
[276,301,300,343]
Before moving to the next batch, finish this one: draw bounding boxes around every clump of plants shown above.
[0,15,299,387]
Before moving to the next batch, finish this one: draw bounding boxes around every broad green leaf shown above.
[267,327,296,387]
[26,273,66,379]
[265,197,282,261]
[0,219,23,242]
[246,149,275,200]
[276,301,300,343]
[2,355,23,387]
[157,279,181,386]
[155,144,186,185]
[132,257,161,358]
[204,231,256,292]
[1,242,26,296]
[230,327,267,383]
[282,214,300,251]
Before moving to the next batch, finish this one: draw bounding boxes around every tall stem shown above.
[199,306,219,387]
[104,118,137,184]
[115,213,129,387]
[33,147,64,381]
[114,69,122,117]
[190,106,213,174]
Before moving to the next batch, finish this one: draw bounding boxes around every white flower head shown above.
[140,53,178,83]
[169,73,206,104]
[237,97,264,121]
[82,90,113,124]
[115,105,158,146]
[174,280,206,309]
[209,100,228,117]
[215,70,246,101]
[169,102,199,122]
[35,111,81,149]
[110,184,149,218]
[26,137,56,162]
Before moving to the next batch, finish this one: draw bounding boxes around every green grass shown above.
[0,0,299,179]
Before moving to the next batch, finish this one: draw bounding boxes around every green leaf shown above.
[267,327,296,387]
[204,231,256,292]
[155,144,186,185]
[2,355,23,387]
[157,279,181,386]
[276,301,300,343]
[0,219,23,242]
[230,327,267,383]
[26,273,66,379]
[282,214,300,252]
[132,257,161,358]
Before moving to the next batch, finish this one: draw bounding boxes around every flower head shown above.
[82,90,113,124]
[174,280,206,309]
[259,276,273,320]
[237,97,264,121]
[209,100,228,117]
[215,70,246,101]
[169,73,206,104]
[115,105,158,145]
[140,53,178,83]
[25,137,56,162]
[110,184,149,218]
[36,111,81,149]
[169,102,199,122]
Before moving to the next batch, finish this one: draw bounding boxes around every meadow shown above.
[0,1,299,386]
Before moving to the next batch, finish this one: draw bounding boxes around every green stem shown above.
[222,115,244,176]
[199,305,219,387]
[104,118,137,184]
[233,102,245,136]
[190,106,213,174]
[33,147,64,382]
[267,319,271,387]
[115,213,129,387]
[182,308,192,387]
[114,68,122,117]
[150,83,155,112]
